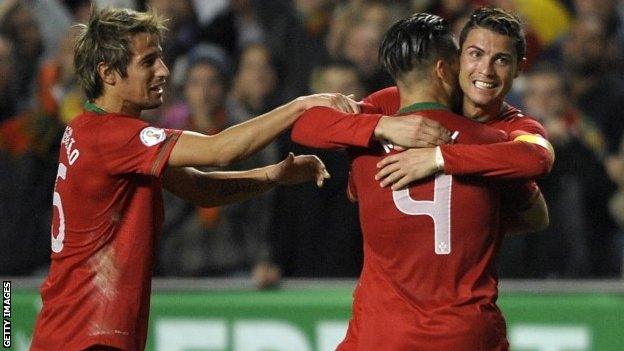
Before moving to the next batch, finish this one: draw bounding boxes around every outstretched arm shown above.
[291,107,452,149]
[168,93,358,168]
[291,87,452,150]
[163,153,330,207]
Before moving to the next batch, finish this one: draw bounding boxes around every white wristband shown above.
[434,146,445,171]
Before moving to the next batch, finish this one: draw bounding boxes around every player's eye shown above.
[467,50,481,59]
[495,56,511,66]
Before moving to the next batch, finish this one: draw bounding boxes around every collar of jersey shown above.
[84,101,107,115]
[398,102,448,115]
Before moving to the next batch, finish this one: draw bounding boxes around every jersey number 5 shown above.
[51,163,67,253]
[392,174,452,254]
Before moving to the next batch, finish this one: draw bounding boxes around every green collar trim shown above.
[398,102,448,114]
[84,101,107,114]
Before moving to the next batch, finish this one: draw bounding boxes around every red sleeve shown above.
[97,116,181,177]
[290,86,403,149]
[440,115,553,179]
[440,140,552,179]
[291,107,383,148]
[495,114,548,139]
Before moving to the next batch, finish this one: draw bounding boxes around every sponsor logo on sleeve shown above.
[140,127,166,147]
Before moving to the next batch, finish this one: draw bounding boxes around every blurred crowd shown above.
[1,0,623,284]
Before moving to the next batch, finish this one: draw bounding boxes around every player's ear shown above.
[514,57,528,78]
[435,59,454,85]
[97,62,116,86]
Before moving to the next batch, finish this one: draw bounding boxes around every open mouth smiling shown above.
[473,80,498,89]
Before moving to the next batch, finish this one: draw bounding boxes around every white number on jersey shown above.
[51,163,67,253]
[392,174,452,254]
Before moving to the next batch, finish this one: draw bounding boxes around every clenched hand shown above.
[267,153,331,188]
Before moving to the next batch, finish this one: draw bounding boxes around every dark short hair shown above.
[459,7,526,64]
[74,7,167,100]
[378,13,457,81]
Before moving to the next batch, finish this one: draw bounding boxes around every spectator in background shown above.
[158,44,230,132]
[157,43,282,288]
[326,1,394,93]
[0,0,45,111]
[0,35,17,123]
[274,60,367,278]
[37,26,85,125]
[310,60,366,101]
[540,15,623,275]
[228,42,280,116]
[540,15,624,157]
[0,26,66,276]
[423,0,483,23]
[499,65,608,278]
[202,0,266,56]
[293,0,334,41]
[141,0,201,66]
[571,0,622,42]
[0,32,49,276]
[204,0,328,103]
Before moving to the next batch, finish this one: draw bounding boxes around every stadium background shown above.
[0,0,623,350]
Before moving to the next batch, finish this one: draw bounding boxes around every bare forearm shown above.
[164,167,275,207]
[164,153,329,206]
[209,101,306,164]
[169,99,306,167]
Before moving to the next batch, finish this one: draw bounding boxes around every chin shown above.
[467,91,499,107]
[144,100,163,110]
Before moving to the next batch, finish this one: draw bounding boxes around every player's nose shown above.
[155,58,170,78]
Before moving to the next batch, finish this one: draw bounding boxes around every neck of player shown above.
[397,80,450,110]
[462,99,503,123]
[93,94,142,117]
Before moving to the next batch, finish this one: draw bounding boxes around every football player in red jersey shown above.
[292,11,554,350]
[29,7,364,351]
[292,7,553,234]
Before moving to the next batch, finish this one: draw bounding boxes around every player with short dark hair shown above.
[293,6,552,230]
[302,12,506,350]
[292,10,554,350]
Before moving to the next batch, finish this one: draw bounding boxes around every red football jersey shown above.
[355,87,551,213]
[335,103,510,350]
[291,86,552,350]
[31,109,181,350]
